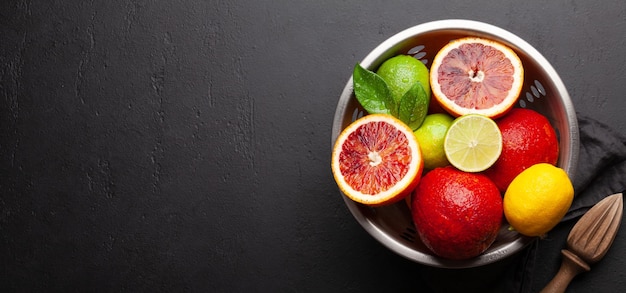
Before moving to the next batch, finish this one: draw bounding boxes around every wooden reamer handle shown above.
[540,249,591,293]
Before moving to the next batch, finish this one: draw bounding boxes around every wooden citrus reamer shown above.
[541,193,623,293]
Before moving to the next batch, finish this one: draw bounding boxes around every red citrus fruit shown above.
[331,114,424,206]
[483,108,559,193]
[411,166,503,260]
[429,37,524,118]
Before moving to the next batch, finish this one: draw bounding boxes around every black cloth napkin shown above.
[566,114,626,220]
[418,114,626,292]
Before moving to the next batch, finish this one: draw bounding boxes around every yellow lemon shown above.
[503,163,574,237]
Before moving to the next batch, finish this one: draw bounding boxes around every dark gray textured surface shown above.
[2,1,626,292]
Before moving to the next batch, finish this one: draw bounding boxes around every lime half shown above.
[444,114,502,172]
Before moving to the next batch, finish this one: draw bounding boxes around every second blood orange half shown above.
[429,37,524,118]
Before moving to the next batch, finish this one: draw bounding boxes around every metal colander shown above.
[331,19,579,268]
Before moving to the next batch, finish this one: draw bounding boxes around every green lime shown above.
[414,113,454,170]
[444,114,503,173]
[377,55,431,104]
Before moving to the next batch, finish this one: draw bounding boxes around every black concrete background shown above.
[2,1,626,292]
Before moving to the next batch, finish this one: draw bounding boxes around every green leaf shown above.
[398,81,430,130]
[352,63,397,116]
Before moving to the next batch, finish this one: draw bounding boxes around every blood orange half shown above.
[331,114,424,206]
[430,37,524,118]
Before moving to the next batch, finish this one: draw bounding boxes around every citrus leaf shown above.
[398,81,429,130]
[353,63,397,116]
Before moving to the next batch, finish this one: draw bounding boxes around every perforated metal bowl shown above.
[331,19,579,268]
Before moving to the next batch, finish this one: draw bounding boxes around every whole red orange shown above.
[483,108,559,193]
[411,167,503,260]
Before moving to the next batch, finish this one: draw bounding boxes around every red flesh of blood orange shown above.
[331,114,424,206]
[430,37,524,118]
